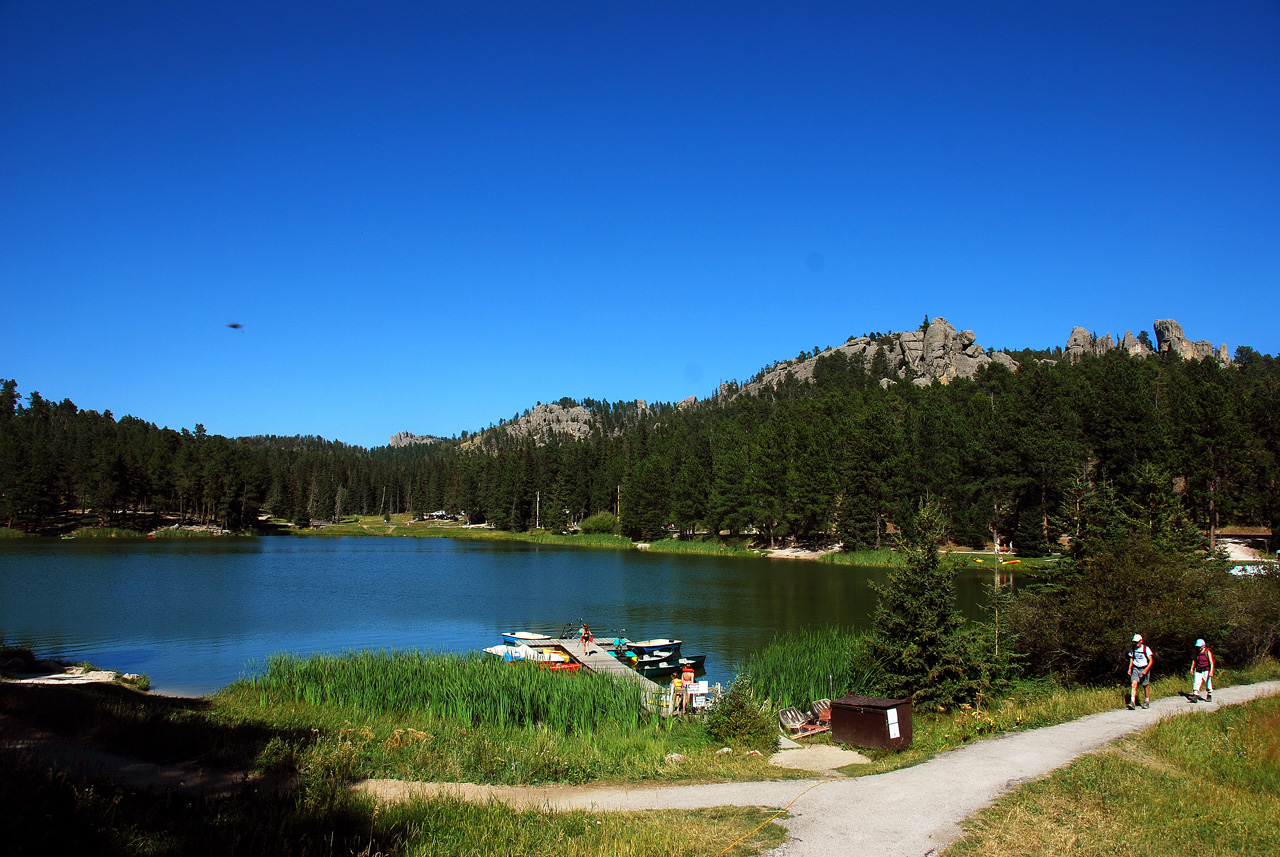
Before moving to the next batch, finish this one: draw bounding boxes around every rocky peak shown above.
[388,431,443,448]
[1153,319,1229,363]
[1065,320,1229,365]
[1063,327,1154,362]
[732,317,1017,396]
[502,402,596,443]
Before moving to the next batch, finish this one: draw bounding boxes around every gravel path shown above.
[357,681,1280,857]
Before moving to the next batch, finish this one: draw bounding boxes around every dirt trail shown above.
[354,681,1280,857]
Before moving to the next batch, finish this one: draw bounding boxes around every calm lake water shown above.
[0,537,1013,695]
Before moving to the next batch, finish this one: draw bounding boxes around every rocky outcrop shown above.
[1064,327,1156,362]
[1063,320,1234,365]
[737,317,1018,395]
[1153,319,1226,363]
[388,431,443,448]
[501,402,597,443]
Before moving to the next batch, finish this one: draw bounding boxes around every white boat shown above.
[501,630,552,646]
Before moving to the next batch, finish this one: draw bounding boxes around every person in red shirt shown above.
[1190,638,1215,702]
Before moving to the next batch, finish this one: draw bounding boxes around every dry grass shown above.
[946,693,1280,856]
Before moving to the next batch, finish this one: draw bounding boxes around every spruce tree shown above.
[868,500,983,708]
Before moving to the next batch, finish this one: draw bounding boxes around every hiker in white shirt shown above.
[1127,633,1154,710]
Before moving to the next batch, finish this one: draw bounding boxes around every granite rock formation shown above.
[1063,327,1155,362]
[734,317,1017,395]
[1153,319,1228,363]
[1064,320,1229,365]
[388,431,443,448]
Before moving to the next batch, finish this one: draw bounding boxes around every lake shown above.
[0,537,1014,695]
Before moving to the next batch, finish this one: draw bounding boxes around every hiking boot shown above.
[1206,693,1212,701]
[1142,701,1149,709]
[1126,702,1135,710]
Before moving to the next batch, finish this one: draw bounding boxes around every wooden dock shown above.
[517,635,664,694]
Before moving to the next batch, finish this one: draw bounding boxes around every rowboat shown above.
[636,654,706,678]
[627,638,682,656]
[501,630,552,646]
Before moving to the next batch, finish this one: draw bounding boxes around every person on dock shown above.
[671,671,685,714]
[1190,638,1215,702]
[1127,633,1154,710]
[681,662,696,712]
[579,624,593,654]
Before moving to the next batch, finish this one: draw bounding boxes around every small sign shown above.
[691,681,709,694]
[887,706,901,740]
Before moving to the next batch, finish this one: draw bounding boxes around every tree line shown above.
[1,345,1278,544]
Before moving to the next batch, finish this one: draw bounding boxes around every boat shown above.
[501,630,553,646]
[483,643,569,663]
[636,654,706,678]
[627,638,682,656]
[540,661,581,672]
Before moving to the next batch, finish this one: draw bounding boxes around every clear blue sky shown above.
[3,2,1277,447]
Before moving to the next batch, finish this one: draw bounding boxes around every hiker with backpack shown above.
[1127,633,1154,710]
[1190,638,1215,703]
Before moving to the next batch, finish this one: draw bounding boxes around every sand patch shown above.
[769,745,870,772]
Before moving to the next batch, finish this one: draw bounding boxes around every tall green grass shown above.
[71,526,145,538]
[149,527,208,538]
[643,537,758,557]
[740,627,884,710]
[819,548,900,566]
[0,527,27,538]
[249,650,655,735]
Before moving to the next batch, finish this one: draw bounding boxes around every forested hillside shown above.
[2,344,1278,547]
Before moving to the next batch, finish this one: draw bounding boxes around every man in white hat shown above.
[1127,633,1154,710]
[1189,638,1215,702]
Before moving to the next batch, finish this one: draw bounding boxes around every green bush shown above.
[702,682,778,752]
[578,512,617,535]
[1007,538,1229,684]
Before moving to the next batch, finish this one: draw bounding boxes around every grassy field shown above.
[947,691,1280,856]
[0,650,791,856]
[0,743,786,857]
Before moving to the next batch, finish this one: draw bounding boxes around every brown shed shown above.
[831,694,913,750]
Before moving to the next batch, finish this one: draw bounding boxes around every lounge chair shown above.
[779,703,831,739]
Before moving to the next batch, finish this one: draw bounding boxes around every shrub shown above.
[1007,538,1229,684]
[702,682,778,752]
[578,512,617,535]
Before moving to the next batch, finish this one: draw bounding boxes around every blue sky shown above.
[3,2,1277,447]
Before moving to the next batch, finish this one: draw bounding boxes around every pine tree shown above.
[868,501,984,708]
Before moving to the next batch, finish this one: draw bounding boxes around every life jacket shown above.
[1131,645,1151,668]
[1194,648,1213,671]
